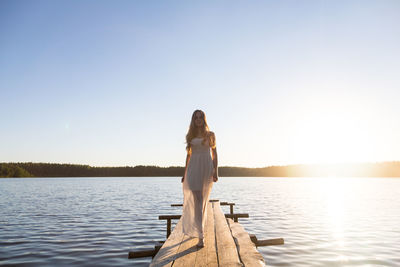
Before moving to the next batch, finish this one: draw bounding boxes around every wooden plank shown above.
[193,204,209,267]
[194,202,218,267]
[227,218,266,267]
[150,219,184,267]
[205,202,218,267]
[172,233,199,266]
[213,201,242,267]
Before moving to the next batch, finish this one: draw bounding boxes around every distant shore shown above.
[1,161,400,178]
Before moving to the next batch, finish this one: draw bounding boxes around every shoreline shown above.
[2,161,400,178]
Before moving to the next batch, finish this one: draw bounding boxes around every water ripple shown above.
[1,177,400,266]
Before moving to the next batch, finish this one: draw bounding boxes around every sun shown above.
[286,95,377,165]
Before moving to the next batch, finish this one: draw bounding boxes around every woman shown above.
[181,109,218,248]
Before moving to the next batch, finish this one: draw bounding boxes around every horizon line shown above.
[2,160,400,169]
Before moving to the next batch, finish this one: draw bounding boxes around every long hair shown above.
[185,110,215,153]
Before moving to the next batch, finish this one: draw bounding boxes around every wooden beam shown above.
[225,213,249,222]
[220,202,235,214]
[128,244,162,259]
[159,215,181,220]
[128,249,157,259]
[256,238,284,247]
[158,215,181,238]
[171,199,220,207]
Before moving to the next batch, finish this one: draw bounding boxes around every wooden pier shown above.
[129,200,284,266]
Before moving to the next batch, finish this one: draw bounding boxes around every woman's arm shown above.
[181,152,191,183]
[211,146,218,182]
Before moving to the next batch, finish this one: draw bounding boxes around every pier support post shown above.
[167,219,171,238]
[159,215,181,238]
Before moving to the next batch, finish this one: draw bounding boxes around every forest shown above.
[1,161,400,178]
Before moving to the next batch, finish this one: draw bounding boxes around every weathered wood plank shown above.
[193,204,209,267]
[213,201,243,267]
[205,202,219,267]
[172,234,199,266]
[150,219,184,267]
[194,202,218,267]
[227,218,266,267]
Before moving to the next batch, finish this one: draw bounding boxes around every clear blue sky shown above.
[1,0,400,167]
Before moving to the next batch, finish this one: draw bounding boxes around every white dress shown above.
[181,137,214,238]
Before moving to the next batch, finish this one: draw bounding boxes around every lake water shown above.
[1,177,400,266]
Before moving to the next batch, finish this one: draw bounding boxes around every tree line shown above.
[1,161,400,178]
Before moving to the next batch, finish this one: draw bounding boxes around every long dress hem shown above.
[181,137,214,238]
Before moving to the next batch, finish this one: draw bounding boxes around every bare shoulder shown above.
[208,131,216,149]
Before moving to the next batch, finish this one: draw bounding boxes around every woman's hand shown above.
[213,171,218,182]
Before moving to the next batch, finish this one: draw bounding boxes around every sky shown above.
[1,0,400,167]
